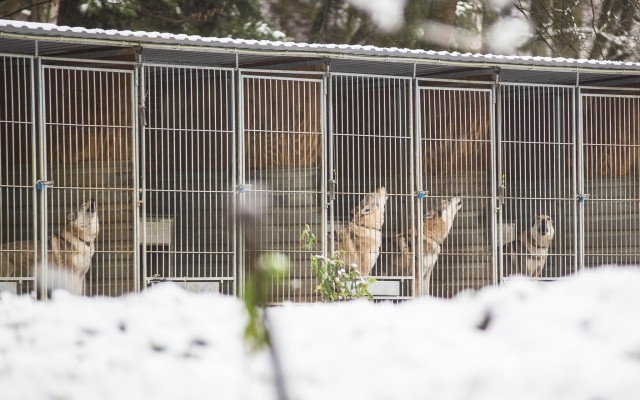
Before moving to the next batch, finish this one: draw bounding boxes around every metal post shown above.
[576,86,585,272]
[237,70,245,298]
[229,70,237,297]
[321,67,329,259]
[36,58,48,300]
[413,81,423,297]
[135,59,144,292]
[490,82,499,286]
[495,82,504,285]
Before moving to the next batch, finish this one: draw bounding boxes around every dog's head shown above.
[439,196,463,222]
[67,199,100,243]
[530,214,554,244]
[351,186,388,230]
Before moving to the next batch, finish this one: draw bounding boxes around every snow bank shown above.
[1,268,639,400]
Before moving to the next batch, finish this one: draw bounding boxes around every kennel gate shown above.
[0,55,37,295]
[0,57,138,297]
[579,88,640,268]
[416,81,496,297]
[328,73,415,298]
[141,64,236,295]
[238,70,325,303]
[497,83,579,281]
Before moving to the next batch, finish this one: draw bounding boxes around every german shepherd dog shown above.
[332,187,388,277]
[0,199,100,295]
[389,197,463,296]
[503,214,555,278]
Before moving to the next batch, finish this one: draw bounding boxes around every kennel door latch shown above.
[35,180,54,191]
[236,183,252,193]
[577,193,591,203]
[415,190,428,200]
[328,179,337,203]
[497,184,506,210]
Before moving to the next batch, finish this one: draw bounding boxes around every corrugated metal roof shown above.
[2,19,640,74]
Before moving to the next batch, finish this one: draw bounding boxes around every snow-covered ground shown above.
[1,267,640,400]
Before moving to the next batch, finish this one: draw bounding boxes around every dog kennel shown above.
[0,20,638,302]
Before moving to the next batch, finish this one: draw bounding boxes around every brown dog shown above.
[390,197,463,296]
[332,187,388,277]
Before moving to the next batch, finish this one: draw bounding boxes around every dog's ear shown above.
[67,212,77,221]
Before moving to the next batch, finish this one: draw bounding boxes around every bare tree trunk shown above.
[0,0,59,22]
[428,0,458,51]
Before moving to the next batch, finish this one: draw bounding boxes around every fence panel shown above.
[581,92,640,268]
[143,65,236,295]
[417,84,495,297]
[40,64,136,296]
[330,74,413,299]
[499,84,577,281]
[0,56,37,295]
[239,72,324,303]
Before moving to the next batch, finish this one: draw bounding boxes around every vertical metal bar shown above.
[237,70,245,298]
[140,65,148,290]
[26,57,37,295]
[413,82,423,297]
[490,83,499,286]
[571,86,579,275]
[37,61,47,300]
[229,70,237,296]
[406,78,414,296]
[495,83,504,284]
[133,63,141,293]
[321,70,329,259]
[577,87,585,272]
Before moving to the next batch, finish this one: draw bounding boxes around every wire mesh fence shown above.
[581,90,640,268]
[417,82,494,297]
[143,65,236,295]
[499,84,578,282]
[239,71,324,303]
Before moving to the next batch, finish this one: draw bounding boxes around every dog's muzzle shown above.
[89,198,96,213]
[538,219,548,235]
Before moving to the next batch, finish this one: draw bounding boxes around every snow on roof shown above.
[2,19,640,71]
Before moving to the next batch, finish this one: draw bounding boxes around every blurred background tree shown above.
[1,0,639,60]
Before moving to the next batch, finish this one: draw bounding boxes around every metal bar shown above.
[133,61,141,293]
[413,80,423,297]
[239,68,324,76]
[321,70,329,258]
[240,73,323,82]
[36,56,49,299]
[38,56,137,66]
[577,87,585,272]
[237,70,245,298]
[490,83,499,286]
[229,70,237,296]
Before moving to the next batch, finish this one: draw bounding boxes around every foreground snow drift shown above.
[1,268,639,400]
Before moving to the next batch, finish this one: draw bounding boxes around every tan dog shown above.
[0,199,100,295]
[391,197,462,296]
[332,187,388,277]
[503,214,555,278]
